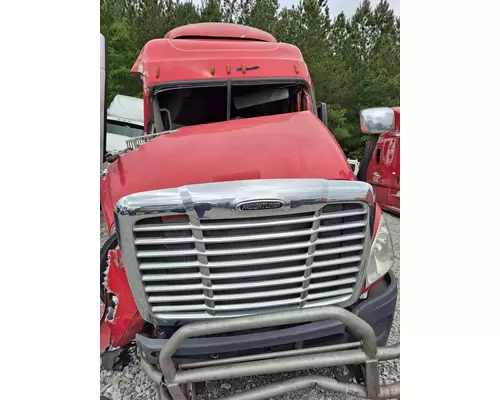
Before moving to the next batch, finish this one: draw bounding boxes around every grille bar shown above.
[151,294,355,320]
[139,261,200,270]
[142,265,310,284]
[139,254,362,271]
[143,282,203,291]
[148,278,358,305]
[310,266,360,279]
[133,208,367,232]
[150,287,356,313]
[211,276,309,290]
[136,233,366,258]
[207,265,310,279]
[310,256,362,268]
[149,294,205,303]
[306,288,355,301]
[145,274,359,294]
[134,221,367,245]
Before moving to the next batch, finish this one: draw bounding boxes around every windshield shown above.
[107,120,143,138]
[150,79,312,131]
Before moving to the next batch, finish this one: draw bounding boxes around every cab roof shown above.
[165,23,277,42]
[131,23,309,87]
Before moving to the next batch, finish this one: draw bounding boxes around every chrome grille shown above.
[115,179,375,323]
[131,202,368,320]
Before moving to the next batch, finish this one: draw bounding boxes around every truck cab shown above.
[100,23,399,400]
[366,107,400,214]
[106,94,144,153]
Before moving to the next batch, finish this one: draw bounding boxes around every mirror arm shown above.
[317,102,328,126]
[357,134,380,182]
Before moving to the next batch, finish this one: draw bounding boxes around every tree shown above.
[200,0,222,22]
[100,0,400,157]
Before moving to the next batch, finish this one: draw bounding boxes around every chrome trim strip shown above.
[115,179,375,324]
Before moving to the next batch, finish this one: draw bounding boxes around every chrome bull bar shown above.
[139,306,400,400]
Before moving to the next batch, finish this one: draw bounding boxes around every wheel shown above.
[100,233,118,302]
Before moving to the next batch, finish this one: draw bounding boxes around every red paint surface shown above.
[132,28,306,88]
[100,249,144,350]
[101,111,354,230]
[165,23,277,43]
[366,107,400,215]
[131,23,310,126]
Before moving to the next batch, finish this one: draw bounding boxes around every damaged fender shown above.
[101,248,144,353]
[100,304,112,353]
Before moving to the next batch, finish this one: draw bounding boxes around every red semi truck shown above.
[100,23,400,400]
[366,107,400,215]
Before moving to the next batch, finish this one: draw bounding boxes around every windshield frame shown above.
[147,77,316,132]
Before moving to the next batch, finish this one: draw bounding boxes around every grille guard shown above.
[139,306,400,400]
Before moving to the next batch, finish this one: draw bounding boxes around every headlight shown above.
[365,214,394,287]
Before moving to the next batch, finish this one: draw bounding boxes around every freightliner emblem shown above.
[236,200,285,212]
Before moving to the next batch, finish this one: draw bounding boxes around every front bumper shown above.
[136,273,399,399]
[136,271,397,364]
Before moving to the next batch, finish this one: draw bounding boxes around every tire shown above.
[100,233,118,302]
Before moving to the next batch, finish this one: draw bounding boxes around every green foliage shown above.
[101,0,399,158]
[200,0,222,22]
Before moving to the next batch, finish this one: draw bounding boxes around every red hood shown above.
[100,111,354,231]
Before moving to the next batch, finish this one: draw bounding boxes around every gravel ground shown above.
[100,212,400,400]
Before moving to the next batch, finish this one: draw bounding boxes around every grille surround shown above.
[115,179,375,324]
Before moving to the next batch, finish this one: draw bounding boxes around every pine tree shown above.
[100,0,400,157]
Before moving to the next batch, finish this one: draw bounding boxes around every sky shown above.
[190,0,400,18]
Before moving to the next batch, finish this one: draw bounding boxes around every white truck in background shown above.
[106,95,144,153]
[101,34,143,171]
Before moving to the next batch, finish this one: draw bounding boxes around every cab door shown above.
[386,135,400,212]
[367,138,388,208]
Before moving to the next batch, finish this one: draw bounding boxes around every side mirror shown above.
[360,107,395,134]
[317,102,328,126]
[100,33,108,169]
[356,106,395,182]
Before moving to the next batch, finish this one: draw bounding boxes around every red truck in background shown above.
[366,107,400,215]
[100,23,400,400]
